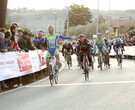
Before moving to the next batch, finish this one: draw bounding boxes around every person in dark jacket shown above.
[18,31,35,52]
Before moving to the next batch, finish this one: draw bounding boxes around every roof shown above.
[110,19,135,28]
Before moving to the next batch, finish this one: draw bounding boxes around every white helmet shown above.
[47,25,54,30]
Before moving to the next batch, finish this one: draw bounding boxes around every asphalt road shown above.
[0,54,135,110]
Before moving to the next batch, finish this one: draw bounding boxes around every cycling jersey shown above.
[76,39,90,52]
[62,43,73,52]
[45,34,70,56]
[94,38,104,50]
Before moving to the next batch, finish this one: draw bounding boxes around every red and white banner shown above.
[17,53,32,72]
[0,50,47,81]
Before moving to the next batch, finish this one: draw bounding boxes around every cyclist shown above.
[76,34,93,71]
[62,40,74,67]
[113,36,124,65]
[94,33,106,68]
[104,37,111,67]
[34,25,71,78]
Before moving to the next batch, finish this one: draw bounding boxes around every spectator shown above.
[10,25,17,41]
[5,30,14,51]
[0,28,6,34]
[15,28,24,42]
[34,31,47,50]
[11,22,18,27]
[131,35,135,46]
[18,31,36,52]
[27,32,36,50]
[0,32,7,53]
[18,31,29,52]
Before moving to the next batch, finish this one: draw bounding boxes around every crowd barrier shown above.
[110,46,135,57]
[0,46,134,81]
[0,50,47,81]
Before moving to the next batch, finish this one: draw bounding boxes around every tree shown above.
[64,4,92,32]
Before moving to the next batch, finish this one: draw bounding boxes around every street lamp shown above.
[54,11,56,33]
[96,0,99,34]
[108,0,111,37]
[66,7,69,36]
[58,19,61,34]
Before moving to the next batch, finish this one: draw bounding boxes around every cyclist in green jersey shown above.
[94,33,106,68]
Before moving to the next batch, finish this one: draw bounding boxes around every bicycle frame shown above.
[82,53,89,81]
[117,47,122,68]
[65,52,72,69]
[99,50,103,70]
[104,50,110,68]
[48,56,58,86]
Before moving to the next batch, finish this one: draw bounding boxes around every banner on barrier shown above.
[17,53,32,72]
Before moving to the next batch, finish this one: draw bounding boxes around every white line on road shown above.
[0,62,65,95]
[25,80,135,88]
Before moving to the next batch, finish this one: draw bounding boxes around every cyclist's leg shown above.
[97,53,100,68]
[68,51,72,66]
[114,45,118,60]
[46,51,51,69]
[106,51,110,66]
[54,49,60,69]
[97,48,101,68]
[115,47,120,65]
[102,48,105,65]
[77,54,80,67]
[80,54,83,69]
[46,52,53,79]
[87,52,93,66]
[64,49,68,60]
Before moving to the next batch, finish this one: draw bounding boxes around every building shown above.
[107,17,135,37]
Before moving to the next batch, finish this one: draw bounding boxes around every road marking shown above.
[0,62,65,95]
[25,80,135,88]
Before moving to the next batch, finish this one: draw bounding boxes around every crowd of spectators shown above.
[118,31,135,46]
[0,22,48,53]
[0,22,47,90]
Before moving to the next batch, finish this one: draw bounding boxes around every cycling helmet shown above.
[17,28,24,33]
[78,34,85,38]
[97,33,102,37]
[47,25,54,30]
[104,38,107,42]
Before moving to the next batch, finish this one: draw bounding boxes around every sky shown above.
[7,0,135,11]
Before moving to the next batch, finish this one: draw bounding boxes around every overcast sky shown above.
[8,0,135,10]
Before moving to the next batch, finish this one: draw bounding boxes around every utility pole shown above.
[66,7,69,36]
[58,19,61,34]
[54,11,56,33]
[108,0,111,37]
[96,0,99,34]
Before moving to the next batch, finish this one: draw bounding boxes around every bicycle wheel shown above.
[54,69,59,84]
[65,54,70,69]
[66,55,70,69]
[119,55,122,68]
[99,55,102,70]
[106,52,110,68]
[83,55,89,81]
[49,65,54,86]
